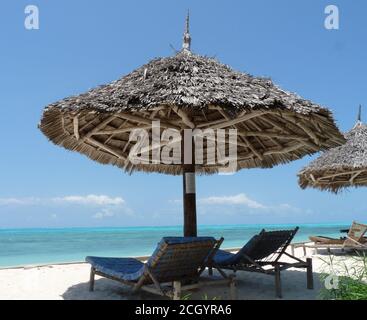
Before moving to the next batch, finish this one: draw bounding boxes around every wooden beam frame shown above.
[172,107,195,129]
[73,116,80,140]
[263,142,304,156]
[81,115,116,141]
[350,171,362,184]
[116,112,181,130]
[93,125,152,136]
[238,130,309,141]
[86,137,127,160]
[282,114,320,145]
[317,169,364,182]
[214,108,265,161]
[196,110,271,129]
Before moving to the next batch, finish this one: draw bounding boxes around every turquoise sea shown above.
[0,223,350,268]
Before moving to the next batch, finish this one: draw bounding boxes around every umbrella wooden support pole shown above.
[182,130,197,237]
[183,164,197,237]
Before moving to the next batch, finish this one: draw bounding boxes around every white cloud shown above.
[0,195,125,207]
[52,195,125,206]
[93,208,117,219]
[0,197,41,206]
[278,203,300,212]
[198,193,266,209]
[0,194,135,222]
[93,206,134,219]
[270,203,312,216]
[170,193,309,218]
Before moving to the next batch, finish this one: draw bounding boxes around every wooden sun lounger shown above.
[306,221,367,254]
[207,227,313,298]
[86,237,236,300]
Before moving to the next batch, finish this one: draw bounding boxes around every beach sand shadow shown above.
[62,277,162,300]
[62,269,322,300]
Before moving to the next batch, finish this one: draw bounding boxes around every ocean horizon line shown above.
[0,221,353,232]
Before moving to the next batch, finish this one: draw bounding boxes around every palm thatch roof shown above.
[298,116,367,193]
[39,19,345,175]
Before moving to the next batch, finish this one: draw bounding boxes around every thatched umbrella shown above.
[39,14,344,236]
[298,106,367,193]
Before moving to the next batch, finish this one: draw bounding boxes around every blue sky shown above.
[0,0,366,228]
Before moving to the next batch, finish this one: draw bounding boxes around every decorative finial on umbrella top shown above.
[355,104,363,128]
[182,11,191,52]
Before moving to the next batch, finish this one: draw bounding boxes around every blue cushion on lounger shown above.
[213,235,260,266]
[85,257,146,282]
[160,236,216,245]
[212,250,237,265]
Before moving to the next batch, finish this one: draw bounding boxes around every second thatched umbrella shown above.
[39,15,344,236]
[298,106,367,193]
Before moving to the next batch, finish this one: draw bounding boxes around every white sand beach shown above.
[1,246,360,300]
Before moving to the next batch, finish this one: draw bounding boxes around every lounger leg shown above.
[173,281,181,300]
[303,246,307,257]
[306,258,314,290]
[229,276,237,300]
[290,245,295,256]
[89,267,95,292]
[274,265,282,299]
[208,267,213,276]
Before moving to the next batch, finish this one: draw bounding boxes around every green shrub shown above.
[319,252,367,300]
[319,275,367,300]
